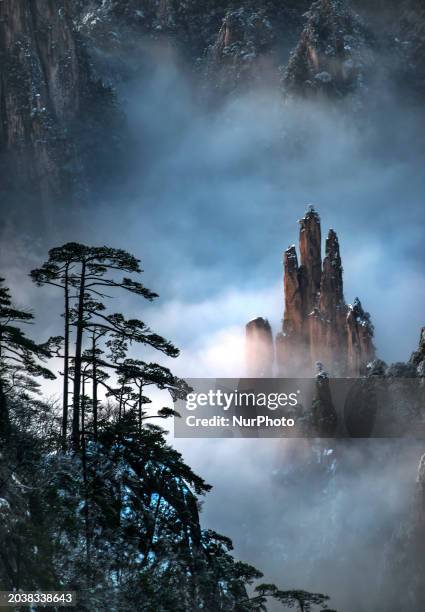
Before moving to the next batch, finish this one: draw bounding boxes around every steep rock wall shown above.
[0,0,119,203]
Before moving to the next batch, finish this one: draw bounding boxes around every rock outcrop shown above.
[282,0,374,101]
[203,1,311,95]
[245,317,274,377]
[205,7,277,95]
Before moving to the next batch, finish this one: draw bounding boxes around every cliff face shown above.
[0,0,119,203]
[0,1,78,200]
[276,207,375,376]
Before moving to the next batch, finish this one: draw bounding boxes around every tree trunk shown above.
[92,333,98,441]
[72,259,86,449]
[138,384,143,435]
[81,376,91,575]
[0,377,10,442]
[62,264,70,450]
[0,332,10,441]
[118,383,124,421]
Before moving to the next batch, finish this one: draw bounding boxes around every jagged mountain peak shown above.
[247,208,376,377]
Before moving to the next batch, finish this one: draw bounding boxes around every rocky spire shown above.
[277,206,326,375]
[245,317,274,377]
[311,228,347,370]
[282,245,304,337]
[320,229,344,314]
[246,207,377,376]
[276,244,307,375]
[273,207,375,376]
[346,298,375,376]
[299,206,322,317]
[410,327,425,376]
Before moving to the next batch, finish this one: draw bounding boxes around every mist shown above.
[1,35,425,612]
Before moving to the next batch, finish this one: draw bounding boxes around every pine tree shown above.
[31,244,177,449]
[0,278,54,440]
